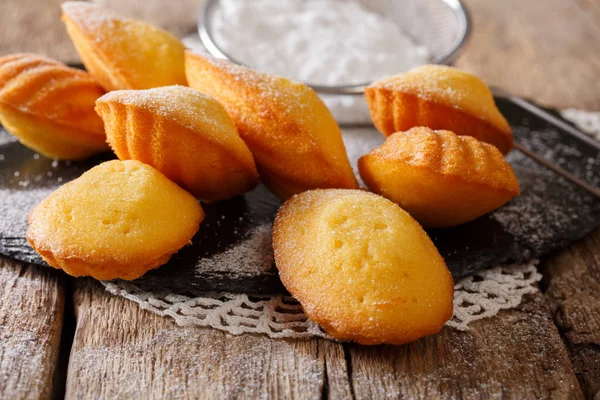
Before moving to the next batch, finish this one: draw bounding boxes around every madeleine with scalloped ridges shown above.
[365,65,513,154]
[0,53,107,159]
[27,160,203,280]
[96,86,259,202]
[358,127,520,228]
[61,1,186,91]
[185,52,358,200]
[273,189,454,345]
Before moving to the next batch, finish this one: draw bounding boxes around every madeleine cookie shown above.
[96,86,259,202]
[358,127,520,228]
[27,160,203,280]
[273,189,454,345]
[185,52,358,200]
[61,2,187,91]
[365,65,513,153]
[0,53,107,159]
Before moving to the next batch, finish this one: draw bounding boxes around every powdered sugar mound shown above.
[211,0,431,86]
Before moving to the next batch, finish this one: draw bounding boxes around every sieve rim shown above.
[197,0,471,95]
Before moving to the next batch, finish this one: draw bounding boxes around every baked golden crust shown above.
[358,127,520,228]
[96,85,259,202]
[273,189,454,345]
[365,65,513,154]
[185,51,358,200]
[0,53,107,159]
[27,160,203,280]
[61,1,187,91]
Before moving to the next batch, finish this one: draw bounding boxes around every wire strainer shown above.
[198,0,471,94]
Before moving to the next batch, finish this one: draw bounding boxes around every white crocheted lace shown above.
[101,261,540,339]
[101,109,597,340]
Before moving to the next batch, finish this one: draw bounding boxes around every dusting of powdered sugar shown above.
[192,224,274,277]
[200,0,431,124]
[561,108,600,141]
[210,0,430,87]
[0,189,50,235]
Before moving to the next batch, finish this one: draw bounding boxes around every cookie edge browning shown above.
[95,86,260,201]
[0,102,108,160]
[185,51,359,199]
[273,189,454,345]
[365,70,513,154]
[61,1,187,91]
[26,160,204,280]
[61,2,131,91]
[358,128,520,228]
[0,53,108,159]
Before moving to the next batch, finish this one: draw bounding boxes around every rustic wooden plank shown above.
[347,293,583,399]
[2,0,599,398]
[457,0,600,110]
[0,256,65,400]
[66,280,351,399]
[544,228,600,399]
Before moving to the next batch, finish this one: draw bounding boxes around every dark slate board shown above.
[0,96,599,295]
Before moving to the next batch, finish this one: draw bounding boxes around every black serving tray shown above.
[1,95,599,294]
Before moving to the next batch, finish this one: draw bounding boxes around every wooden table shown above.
[1,0,599,398]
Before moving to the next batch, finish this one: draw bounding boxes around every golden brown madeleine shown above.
[0,53,107,159]
[365,65,513,154]
[185,52,358,200]
[358,127,520,228]
[96,86,259,202]
[273,189,454,345]
[27,160,203,280]
[61,1,187,91]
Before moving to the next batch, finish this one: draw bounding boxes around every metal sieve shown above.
[198,0,471,95]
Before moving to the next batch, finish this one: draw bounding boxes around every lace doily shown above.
[101,109,598,340]
[101,261,540,339]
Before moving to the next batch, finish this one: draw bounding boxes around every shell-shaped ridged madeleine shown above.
[27,160,204,280]
[96,85,259,202]
[358,127,520,228]
[273,189,454,345]
[185,51,358,200]
[61,1,187,91]
[0,53,107,159]
[365,65,513,154]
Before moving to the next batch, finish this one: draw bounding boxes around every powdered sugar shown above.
[210,0,430,87]
[192,224,273,277]
[561,108,600,141]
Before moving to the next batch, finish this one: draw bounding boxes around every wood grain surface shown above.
[66,280,352,399]
[0,257,65,400]
[544,228,600,399]
[348,294,583,399]
[0,0,599,399]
